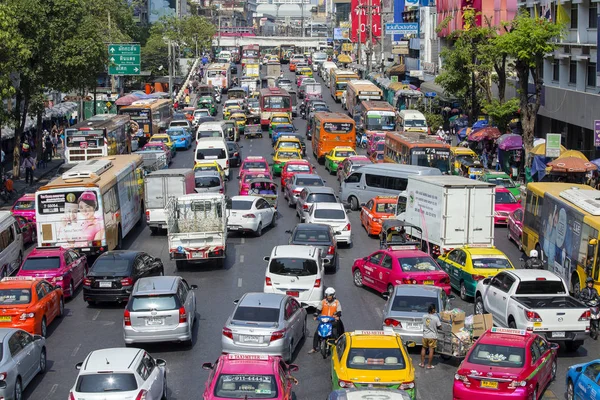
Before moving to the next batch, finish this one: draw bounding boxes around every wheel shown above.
[474,296,485,314]
[216,258,224,269]
[68,281,74,299]
[350,196,359,211]
[302,318,306,339]
[353,269,363,287]
[40,317,47,338]
[592,322,599,340]
[550,358,557,380]
[531,386,538,400]
[286,342,293,363]
[565,340,582,352]
[271,213,277,227]
[159,269,164,276]
[175,260,187,270]
[508,319,517,329]
[14,378,22,400]
[58,298,64,317]
[572,278,581,296]
[320,338,328,359]
[255,223,263,237]
[39,348,47,373]
[116,226,123,249]
[567,380,574,400]
[161,375,168,400]
[460,281,468,301]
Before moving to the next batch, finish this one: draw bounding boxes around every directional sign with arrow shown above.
[108,43,141,76]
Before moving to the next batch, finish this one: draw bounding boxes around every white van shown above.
[195,138,230,178]
[320,62,338,87]
[398,110,428,134]
[196,121,225,141]
[339,164,441,210]
[0,212,24,277]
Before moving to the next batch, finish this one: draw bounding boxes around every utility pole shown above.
[366,0,373,74]
[218,13,222,50]
[301,2,305,38]
[380,16,385,72]
[168,40,173,99]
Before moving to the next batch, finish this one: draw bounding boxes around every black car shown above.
[227,141,242,167]
[286,223,337,272]
[83,251,165,305]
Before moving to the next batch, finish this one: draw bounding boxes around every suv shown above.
[71,348,167,399]
[124,276,198,345]
[287,223,337,272]
[296,186,339,222]
[263,245,326,308]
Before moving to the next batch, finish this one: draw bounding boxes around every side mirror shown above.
[55,285,61,291]
[447,294,456,301]
[482,277,491,285]
[156,358,167,367]
[76,362,83,370]
[405,340,417,348]
[575,366,583,373]
[33,334,43,341]
[550,342,560,350]
[285,230,292,234]
[382,291,390,300]
[239,146,244,148]
[360,203,366,207]
[300,302,309,308]
[202,362,214,370]
[288,364,299,372]
[263,256,270,261]
[233,299,239,305]
[190,284,199,290]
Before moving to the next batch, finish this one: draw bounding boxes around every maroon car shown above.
[507,207,524,251]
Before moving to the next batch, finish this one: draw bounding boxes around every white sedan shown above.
[227,195,277,236]
[305,203,352,245]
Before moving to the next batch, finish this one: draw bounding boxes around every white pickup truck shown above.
[475,269,590,351]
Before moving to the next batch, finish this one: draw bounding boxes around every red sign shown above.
[350,0,382,43]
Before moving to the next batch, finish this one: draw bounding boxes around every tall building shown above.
[334,0,352,23]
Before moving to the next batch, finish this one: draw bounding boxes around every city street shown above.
[19,66,597,400]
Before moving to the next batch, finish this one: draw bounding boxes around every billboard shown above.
[334,28,350,40]
[351,0,382,43]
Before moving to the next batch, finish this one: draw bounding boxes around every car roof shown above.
[305,186,336,194]
[271,245,319,258]
[477,329,534,347]
[231,195,261,202]
[218,354,279,374]
[133,276,181,296]
[97,250,141,261]
[347,330,402,348]
[239,292,285,308]
[386,249,431,258]
[460,246,506,256]
[0,277,40,289]
[295,223,331,231]
[81,348,145,372]
[332,146,355,151]
[27,246,66,257]
[393,284,444,296]
[372,196,397,202]
[294,173,320,179]
[496,187,510,193]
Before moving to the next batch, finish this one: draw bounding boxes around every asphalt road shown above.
[17,65,599,400]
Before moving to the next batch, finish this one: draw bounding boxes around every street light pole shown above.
[366,0,373,75]
[168,40,173,99]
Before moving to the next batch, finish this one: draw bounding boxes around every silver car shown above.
[381,285,453,345]
[284,173,325,207]
[221,292,307,362]
[277,79,293,91]
[296,186,339,222]
[0,328,46,400]
[123,276,198,345]
[195,171,224,194]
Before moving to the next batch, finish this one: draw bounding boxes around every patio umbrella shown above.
[547,157,597,173]
[468,127,502,142]
[496,133,523,151]
[530,143,567,156]
[533,138,546,147]
[116,94,142,106]
[591,158,600,168]
[472,120,489,130]
[557,149,588,162]
[337,54,352,63]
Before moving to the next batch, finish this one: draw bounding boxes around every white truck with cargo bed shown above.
[144,169,195,234]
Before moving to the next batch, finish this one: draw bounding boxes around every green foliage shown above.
[424,113,444,131]
[482,98,519,133]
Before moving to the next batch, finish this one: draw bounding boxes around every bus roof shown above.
[386,131,450,149]
[348,80,379,87]
[207,63,229,70]
[360,101,395,112]
[65,114,130,131]
[120,98,171,110]
[39,155,143,195]
[332,70,359,77]
[314,112,354,122]
[259,87,290,96]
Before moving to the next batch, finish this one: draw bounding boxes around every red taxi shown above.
[360,196,398,235]
[239,171,273,195]
[453,327,558,400]
[202,354,299,400]
[239,156,270,177]
[11,193,36,223]
[367,132,386,156]
[494,187,521,225]
[352,247,451,295]
[280,160,313,190]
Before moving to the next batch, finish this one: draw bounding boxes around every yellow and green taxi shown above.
[149,134,176,153]
[223,104,242,119]
[274,137,302,153]
[269,112,293,137]
[437,245,515,301]
[480,171,521,198]
[229,112,247,135]
[194,161,226,182]
[272,148,302,176]
[296,66,313,78]
[325,146,357,174]
[449,147,483,177]
[331,330,416,399]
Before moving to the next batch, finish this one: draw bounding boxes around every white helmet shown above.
[325,287,336,297]
[529,250,538,258]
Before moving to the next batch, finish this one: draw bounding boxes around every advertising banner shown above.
[351,0,382,43]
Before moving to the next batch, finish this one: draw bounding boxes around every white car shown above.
[305,203,352,245]
[263,245,326,308]
[227,195,276,236]
[193,109,211,125]
[70,348,167,400]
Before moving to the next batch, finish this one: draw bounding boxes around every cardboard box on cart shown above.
[472,313,493,337]
[440,311,465,333]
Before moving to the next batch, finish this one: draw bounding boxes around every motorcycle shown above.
[315,314,337,359]
[214,91,222,104]
[520,256,543,269]
[587,299,599,340]
[356,133,368,149]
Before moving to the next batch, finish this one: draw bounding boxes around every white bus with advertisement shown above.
[206,63,231,93]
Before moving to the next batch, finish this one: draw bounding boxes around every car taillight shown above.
[338,380,355,388]
[242,214,256,218]
[384,318,401,328]
[145,210,150,221]
[524,309,542,322]
[314,279,321,288]
[234,152,239,157]
[219,188,224,193]
[399,381,415,390]
[135,389,148,400]
[120,277,134,286]
[179,307,187,323]
[455,374,470,385]
[472,274,486,281]
[83,278,92,287]
[222,327,233,339]
[303,204,309,210]
[343,223,351,231]
[403,278,417,284]
[327,245,335,255]
[265,277,272,286]
[124,309,131,326]
[226,160,229,167]
[579,310,591,321]
[440,276,450,284]
[293,188,302,194]
[508,380,527,388]
[69,392,76,400]
[270,329,285,342]
[0,372,6,381]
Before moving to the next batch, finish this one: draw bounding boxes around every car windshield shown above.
[471,256,512,269]
[293,229,331,244]
[467,344,525,368]
[346,348,406,370]
[150,137,169,143]
[489,178,516,188]
[335,151,355,158]
[76,373,138,393]
[307,193,337,203]
[13,201,34,210]
[233,306,280,323]
[391,295,436,313]
[21,257,61,271]
[366,114,396,131]
[195,176,221,188]
[248,100,259,107]
[214,374,278,399]
[496,191,518,204]
[295,177,323,186]
[375,202,396,214]
[269,257,318,276]
[231,200,253,210]
[287,164,310,173]
[244,161,267,169]
[91,259,131,275]
[398,257,440,272]
[404,119,427,128]
[0,289,32,305]
[314,209,345,219]
[195,165,217,173]
[130,295,178,311]
[277,151,300,159]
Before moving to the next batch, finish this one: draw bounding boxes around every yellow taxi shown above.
[272,148,302,176]
[269,112,293,137]
[436,245,515,301]
[324,146,357,174]
[229,112,247,134]
[223,105,242,119]
[194,161,226,182]
[331,330,416,399]
[274,137,302,153]
[296,66,313,78]
[149,134,176,153]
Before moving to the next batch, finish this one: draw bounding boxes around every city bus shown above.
[35,155,144,256]
[205,63,231,93]
[329,70,359,101]
[346,80,384,117]
[311,112,356,163]
[241,44,260,59]
[278,44,295,64]
[354,101,397,136]
[522,182,600,294]
[119,99,172,138]
[384,131,450,173]
[64,114,132,164]
[259,87,292,129]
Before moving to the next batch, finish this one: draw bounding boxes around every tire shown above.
[320,338,328,359]
[69,282,74,299]
[353,269,363,287]
[592,322,599,340]
[116,226,123,250]
[39,348,47,374]
[14,378,22,400]
[159,269,164,276]
[531,386,538,400]
[271,213,277,228]
[175,260,187,270]
[350,196,359,211]
[161,376,168,400]
[565,340,582,352]
[255,223,263,237]
[58,298,64,317]
[87,300,96,306]
[474,296,485,314]
[572,278,581,296]
[567,380,574,400]
[40,317,47,338]
[550,358,557,380]
[460,281,468,301]
[508,319,517,329]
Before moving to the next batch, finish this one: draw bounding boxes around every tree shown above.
[495,12,563,152]
[482,98,519,133]
[0,4,27,126]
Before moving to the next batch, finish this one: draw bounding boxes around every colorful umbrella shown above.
[557,150,588,162]
[547,157,597,173]
[591,158,600,168]
[115,94,142,106]
[530,143,567,156]
[496,134,522,151]
[468,127,502,142]
[337,54,352,63]
[472,120,489,129]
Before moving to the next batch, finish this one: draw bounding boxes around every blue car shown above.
[271,124,297,146]
[166,127,192,150]
[566,359,600,400]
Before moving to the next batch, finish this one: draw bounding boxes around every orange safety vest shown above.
[321,299,339,317]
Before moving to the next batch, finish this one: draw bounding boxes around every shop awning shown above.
[385,64,406,75]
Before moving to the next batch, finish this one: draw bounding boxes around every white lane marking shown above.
[240,255,245,263]
[92,310,101,321]
[71,343,81,357]
[241,237,246,244]
[44,384,58,400]
[238,278,243,287]
[376,308,383,318]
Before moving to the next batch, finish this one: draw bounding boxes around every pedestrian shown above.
[495,147,501,171]
[44,134,53,163]
[420,304,441,369]
[22,154,35,185]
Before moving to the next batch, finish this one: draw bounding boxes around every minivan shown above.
[196,121,225,141]
[339,164,441,210]
[0,211,24,278]
[398,110,428,134]
[195,138,230,179]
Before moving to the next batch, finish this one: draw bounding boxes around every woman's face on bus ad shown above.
[79,201,95,220]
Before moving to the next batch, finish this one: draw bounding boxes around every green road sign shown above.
[108,43,141,75]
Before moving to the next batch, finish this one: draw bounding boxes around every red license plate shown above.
[286,291,299,297]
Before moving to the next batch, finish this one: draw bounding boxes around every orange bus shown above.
[259,87,292,129]
[384,131,451,173]
[311,112,356,164]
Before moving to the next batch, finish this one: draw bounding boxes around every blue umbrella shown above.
[472,120,489,129]
[591,158,600,168]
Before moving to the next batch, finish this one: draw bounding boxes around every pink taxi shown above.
[16,247,88,298]
[239,156,270,177]
[494,187,521,225]
[11,193,36,223]
[367,132,386,156]
[202,354,299,400]
[239,171,273,195]
[352,247,451,295]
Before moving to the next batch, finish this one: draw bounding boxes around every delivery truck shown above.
[144,169,195,234]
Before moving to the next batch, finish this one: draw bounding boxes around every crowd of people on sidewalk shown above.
[18,124,65,185]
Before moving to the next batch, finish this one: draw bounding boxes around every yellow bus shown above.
[329,70,359,101]
[35,155,144,256]
[119,98,172,138]
[522,182,600,294]
[345,80,383,117]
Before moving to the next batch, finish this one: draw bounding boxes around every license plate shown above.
[480,380,498,389]
[99,281,112,288]
[242,335,261,343]
[286,291,299,297]
[193,251,206,258]
[81,248,91,252]
[0,316,11,322]
[552,331,565,338]
[146,318,164,326]
[407,323,421,329]
[534,322,542,328]
[229,226,239,230]
[423,280,434,285]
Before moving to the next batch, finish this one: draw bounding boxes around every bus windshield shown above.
[263,96,291,109]
[411,148,450,173]
[336,82,348,90]
[207,70,225,78]
[366,112,396,130]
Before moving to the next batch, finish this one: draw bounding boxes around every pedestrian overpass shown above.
[213,36,328,48]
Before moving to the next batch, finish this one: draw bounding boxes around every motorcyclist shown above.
[579,277,600,303]
[524,249,544,269]
[308,287,344,354]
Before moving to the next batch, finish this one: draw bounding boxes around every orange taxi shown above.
[0,277,64,337]
[360,196,398,235]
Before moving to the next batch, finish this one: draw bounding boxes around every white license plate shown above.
[82,248,91,252]
[193,251,206,258]
[552,331,565,338]
[99,281,112,288]
[407,323,421,329]
[229,226,239,230]
[146,318,164,326]
[242,335,261,343]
